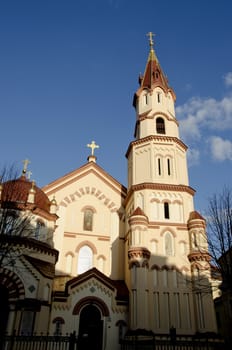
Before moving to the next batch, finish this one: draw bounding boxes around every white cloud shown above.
[187,148,200,167]
[224,72,232,87]
[177,95,232,142]
[208,136,232,161]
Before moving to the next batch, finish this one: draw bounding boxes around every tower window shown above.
[164,202,170,219]
[156,117,165,134]
[167,158,171,175]
[157,92,161,103]
[158,158,161,175]
[143,94,148,105]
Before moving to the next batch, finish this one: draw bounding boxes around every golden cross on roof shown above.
[146,32,155,49]
[87,140,99,156]
[22,158,31,174]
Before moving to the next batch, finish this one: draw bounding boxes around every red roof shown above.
[1,176,51,213]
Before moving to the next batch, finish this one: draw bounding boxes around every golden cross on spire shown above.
[22,158,31,174]
[146,32,155,50]
[87,140,99,156]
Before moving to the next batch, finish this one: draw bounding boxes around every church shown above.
[0,34,218,349]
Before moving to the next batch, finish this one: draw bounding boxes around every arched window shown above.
[53,317,65,336]
[137,192,144,210]
[98,256,105,273]
[4,211,18,235]
[77,245,93,274]
[83,208,93,231]
[164,232,174,256]
[156,117,165,134]
[66,254,73,274]
[151,240,157,253]
[35,221,44,239]
[143,93,148,105]
[43,284,50,301]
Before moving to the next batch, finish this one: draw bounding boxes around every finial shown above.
[22,159,31,175]
[87,141,99,156]
[146,32,155,50]
[27,171,32,180]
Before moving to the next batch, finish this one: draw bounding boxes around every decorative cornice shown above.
[58,185,121,214]
[188,251,211,263]
[128,246,151,261]
[138,111,179,127]
[125,183,195,206]
[1,235,59,261]
[126,135,187,158]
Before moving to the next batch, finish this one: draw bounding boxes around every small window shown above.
[143,93,148,105]
[156,117,165,134]
[157,92,161,103]
[165,233,174,256]
[83,209,93,231]
[35,221,44,239]
[158,158,161,175]
[164,202,170,219]
[66,254,73,274]
[167,158,171,175]
[53,317,65,336]
[4,215,15,235]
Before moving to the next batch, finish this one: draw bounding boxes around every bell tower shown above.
[125,33,217,334]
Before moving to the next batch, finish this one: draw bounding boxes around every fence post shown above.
[69,331,76,350]
[170,326,176,350]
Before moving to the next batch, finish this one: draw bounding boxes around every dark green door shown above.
[79,304,103,350]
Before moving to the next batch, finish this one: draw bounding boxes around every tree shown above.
[0,164,37,270]
[206,187,232,293]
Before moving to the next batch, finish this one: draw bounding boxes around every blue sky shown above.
[0,0,231,214]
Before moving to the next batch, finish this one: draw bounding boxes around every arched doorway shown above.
[0,285,9,335]
[78,304,103,350]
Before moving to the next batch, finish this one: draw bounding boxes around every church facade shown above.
[0,36,217,349]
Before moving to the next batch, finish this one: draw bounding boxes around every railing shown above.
[0,333,77,350]
[120,333,227,350]
[0,332,229,350]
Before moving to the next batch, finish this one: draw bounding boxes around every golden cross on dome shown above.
[147,31,155,49]
[87,140,99,156]
[22,158,31,174]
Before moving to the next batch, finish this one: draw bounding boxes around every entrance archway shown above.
[78,304,103,350]
[0,285,9,335]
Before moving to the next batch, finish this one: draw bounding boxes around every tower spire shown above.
[146,31,156,61]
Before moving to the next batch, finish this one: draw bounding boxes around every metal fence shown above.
[0,333,76,350]
[0,333,228,350]
[120,334,227,350]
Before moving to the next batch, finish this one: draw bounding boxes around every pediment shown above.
[43,162,127,210]
[43,162,126,195]
[53,268,128,304]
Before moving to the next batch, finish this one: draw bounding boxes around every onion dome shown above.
[0,175,52,215]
